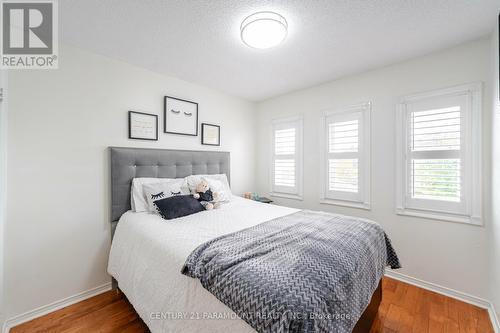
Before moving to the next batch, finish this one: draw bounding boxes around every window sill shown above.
[269,192,303,201]
[320,199,371,210]
[396,208,482,226]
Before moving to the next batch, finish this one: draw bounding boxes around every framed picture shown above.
[164,96,198,136]
[128,111,158,141]
[201,123,220,146]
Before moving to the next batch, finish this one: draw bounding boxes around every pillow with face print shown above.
[130,177,176,212]
[142,179,188,214]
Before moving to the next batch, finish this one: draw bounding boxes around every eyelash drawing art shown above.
[170,110,192,117]
[151,192,165,200]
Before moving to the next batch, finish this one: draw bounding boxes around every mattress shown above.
[108,196,299,333]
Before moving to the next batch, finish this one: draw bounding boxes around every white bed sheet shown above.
[108,196,299,333]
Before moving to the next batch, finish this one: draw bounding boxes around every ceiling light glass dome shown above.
[240,11,288,49]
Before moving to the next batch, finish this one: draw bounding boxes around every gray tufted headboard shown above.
[110,147,230,223]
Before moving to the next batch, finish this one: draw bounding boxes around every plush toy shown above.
[192,179,219,210]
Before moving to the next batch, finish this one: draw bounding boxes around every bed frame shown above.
[109,146,381,332]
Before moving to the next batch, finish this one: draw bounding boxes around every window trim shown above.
[395,82,482,225]
[269,115,303,200]
[319,102,371,210]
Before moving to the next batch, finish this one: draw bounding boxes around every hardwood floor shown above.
[369,278,494,333]
[11,278,494,333]
[10,290,149,333]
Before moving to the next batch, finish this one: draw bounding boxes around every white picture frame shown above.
[164,96,198,136]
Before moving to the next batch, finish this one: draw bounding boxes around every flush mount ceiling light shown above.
[240,11,288,49]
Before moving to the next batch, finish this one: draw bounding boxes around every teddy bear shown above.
[192,179,219,210]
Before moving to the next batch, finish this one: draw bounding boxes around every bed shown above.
[108,147,398,333]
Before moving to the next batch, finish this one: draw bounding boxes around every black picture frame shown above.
[164,96,199,136]
[128,111,158,141]
[201,123,221,146]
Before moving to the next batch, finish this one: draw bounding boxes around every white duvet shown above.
[108,196,299,333]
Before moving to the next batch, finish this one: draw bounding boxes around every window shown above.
[320,103,371,209]
[396,83,482,225]
[270,116,303,199]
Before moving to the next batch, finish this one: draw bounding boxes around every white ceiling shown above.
[60,0,500,102]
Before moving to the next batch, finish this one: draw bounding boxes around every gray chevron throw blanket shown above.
[182,210,401,333]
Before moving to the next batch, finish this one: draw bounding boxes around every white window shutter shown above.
[321,103,371,209]
[409,106,462,202]
[396,82,482,225]
[328,119,360,193]
[271,117,303,199]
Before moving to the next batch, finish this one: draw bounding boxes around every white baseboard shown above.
[490,305,500,333]
[385,270,500,333]
[2,282,111,333]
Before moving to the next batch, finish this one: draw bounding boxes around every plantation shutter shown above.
[272,118,302,195]
[325,112,363,202]
[274,128,296,188]
[404,92,468,215]
[397,83,482,224]
[409,106,462,202]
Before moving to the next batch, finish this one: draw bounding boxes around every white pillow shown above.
[131,178,176,212]
[184,174,232,202]
[143,179,188,213]
[202,177,231,202]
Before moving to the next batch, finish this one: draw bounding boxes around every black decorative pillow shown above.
[153,195,205,220]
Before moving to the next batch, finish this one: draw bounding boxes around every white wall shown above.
[0,71,7,325]
[256,37,492,299]
[4,45,256,320]
[490,25,500,318]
